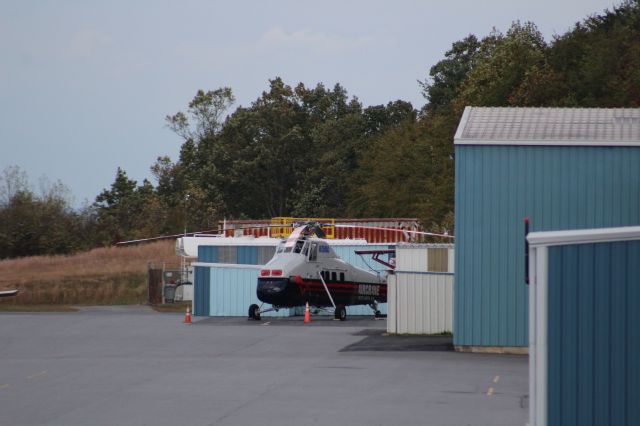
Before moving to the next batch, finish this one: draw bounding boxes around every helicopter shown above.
[248,222,390,321]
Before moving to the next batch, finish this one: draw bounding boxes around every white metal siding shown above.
[388,244,455,334]
[388,273,453,334]
[395,245,454,273]
[396,249,427,272]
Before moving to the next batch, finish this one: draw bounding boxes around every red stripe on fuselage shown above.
[292,278,386,297]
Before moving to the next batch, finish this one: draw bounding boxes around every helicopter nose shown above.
[257,278,288,293]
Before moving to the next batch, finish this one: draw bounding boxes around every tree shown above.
[544,0,640,107]
[93,168,169,244]
[456,22,547,108]
[419,35,482,114]
[0,168,88,258]
[0,165,29,207]
[165,87,235,141]
[348,120,431,218]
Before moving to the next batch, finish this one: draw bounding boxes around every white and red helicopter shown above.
[248,221,450,321]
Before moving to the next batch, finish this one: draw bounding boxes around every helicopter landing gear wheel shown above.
[334,305,347,321]
[248,304,261,321]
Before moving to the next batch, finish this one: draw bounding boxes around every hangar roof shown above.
[454,107,640,146]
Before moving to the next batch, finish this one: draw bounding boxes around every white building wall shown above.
[388,273,453,334]
[388,244,454,335]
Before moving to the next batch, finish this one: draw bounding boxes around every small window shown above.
[340,272,345,282]
[301,242,309,256]
[331,272,337,282]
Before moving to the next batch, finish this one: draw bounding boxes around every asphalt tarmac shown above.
[0,306,528,426]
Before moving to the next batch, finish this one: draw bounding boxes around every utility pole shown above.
[182,194,190,283]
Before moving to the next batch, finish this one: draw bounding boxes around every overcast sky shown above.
[1,0,618,206]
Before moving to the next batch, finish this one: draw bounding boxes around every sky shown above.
[0,0,619,207]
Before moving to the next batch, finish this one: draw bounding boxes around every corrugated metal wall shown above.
[547,241,640,426]
[455,146,640,347]
[193,266,210,316]
[198,246,276,265]
[387,273,453,334]
[388,245,454,334]
[208,267,293,317]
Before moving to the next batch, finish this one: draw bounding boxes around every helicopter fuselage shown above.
[257,237,387,309]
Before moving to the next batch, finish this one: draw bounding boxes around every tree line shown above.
[2,1,639,258]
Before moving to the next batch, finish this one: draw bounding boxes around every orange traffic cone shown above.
[184,306,192,324]
[304,302,311,324]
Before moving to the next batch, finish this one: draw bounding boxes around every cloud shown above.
[258,27,371,52]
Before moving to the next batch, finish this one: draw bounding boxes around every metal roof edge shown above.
[455,139,640,147]
[453,106,472,142]
[396,243,455,249]
[191,262,263,269]
[181,236,281,246]
[527,226,640,247]
[186,237,376,247]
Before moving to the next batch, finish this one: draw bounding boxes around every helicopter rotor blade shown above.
[116,229,221,245]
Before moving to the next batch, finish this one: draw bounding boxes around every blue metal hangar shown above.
[453,107,640,352]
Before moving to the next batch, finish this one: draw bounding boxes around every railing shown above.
[270,217,336,239]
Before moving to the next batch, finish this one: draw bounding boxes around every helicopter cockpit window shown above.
[309,243,318,261]
[293,240,304,254]
[301,241,309,256]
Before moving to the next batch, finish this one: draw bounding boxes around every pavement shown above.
[0,306,528,426]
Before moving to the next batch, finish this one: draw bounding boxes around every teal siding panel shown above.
[237,246,258,264]
[627,242,640,424]
[594,243,611,426]
[455,146,640,347]
[547,241,640,426]
[198,246,218,263]
[193,266,210,316]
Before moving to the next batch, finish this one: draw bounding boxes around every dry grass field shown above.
[0,240,181,306]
